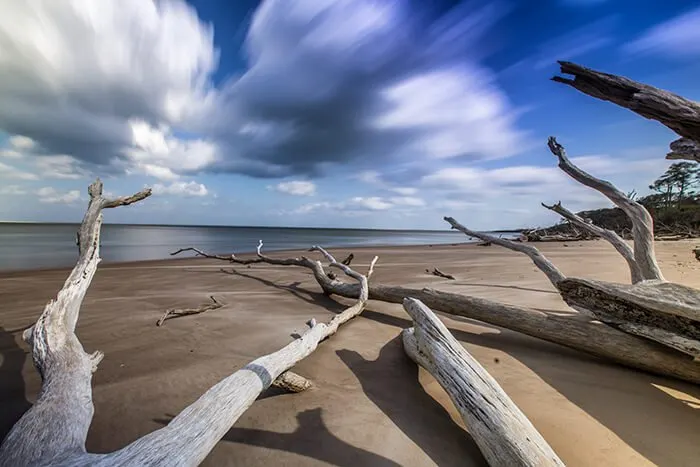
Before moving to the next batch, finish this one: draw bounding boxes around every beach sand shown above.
[1,240,699,466]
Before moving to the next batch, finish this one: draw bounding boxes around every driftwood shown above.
[695,247,700,261]
[340,253,354,265]
[156,296,223,326]
[402,298,564,466]
[553,61,700,162]
[0,180,380,467]
[426,267,456,280]
[171,245,700,384]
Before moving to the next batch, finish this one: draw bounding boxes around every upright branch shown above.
[401,298,564,466]
[553,61,700,161]
[0,179,151,466]
[547,137,664,282]
[542,202,642,283]
[444,216,566,286]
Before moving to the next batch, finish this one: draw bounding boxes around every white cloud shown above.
[0,0,217,169]
[624,7,700,58]
[293,195,396,215]
[0,185,26,195]
[0,161,38,180]
[351,197,393,211]
[271,180,316,196]
[389,196,425,207]
[8,135,36,150]
[35,155,88,180]
[0,149,22,159]
[152,181,209,197]
[390,187,418,196]
[123,119,219,180]
[37,187,81,204]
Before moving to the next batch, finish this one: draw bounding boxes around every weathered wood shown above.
[402,298,564,466]
[0,182,380,467]
[542,202,642,283]
[427,267,456,280]
[444,217,566,286]
[172,246,700,384]
[0,179,151,466]
[553,61,700,154]
[156,296,223,326]
[557,278,700,359]
[547,137,664,282]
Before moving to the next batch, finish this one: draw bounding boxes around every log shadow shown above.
[222,269,346,314]
[453,283,558,294]
[356,308,700,467]
[157,408,401,466]
[336,336,487,467]
[0,326,32,440]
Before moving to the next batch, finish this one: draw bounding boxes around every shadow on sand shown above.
[0,326,32,441]
[217,269,700,467]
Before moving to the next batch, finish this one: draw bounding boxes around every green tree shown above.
[649,162,699,209]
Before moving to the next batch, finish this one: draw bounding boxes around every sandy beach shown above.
[1,239,699,466]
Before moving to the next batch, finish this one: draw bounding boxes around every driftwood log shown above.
[402,298,564,466]
[0,180,380,466]
[426,267,456,280]
[171,244,700,384]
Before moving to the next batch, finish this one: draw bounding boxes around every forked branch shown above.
[547,137,663,282]
[156,296,224,327]
[542,202,642,283]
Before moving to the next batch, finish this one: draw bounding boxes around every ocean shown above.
[0,223,507,272]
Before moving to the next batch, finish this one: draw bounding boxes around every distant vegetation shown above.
[532,162,700,240]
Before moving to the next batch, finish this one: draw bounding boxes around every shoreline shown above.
[2,240,699,465]
[0,241,478,276]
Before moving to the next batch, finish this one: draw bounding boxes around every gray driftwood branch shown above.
[552,61,700,162]
[402,298,565,466]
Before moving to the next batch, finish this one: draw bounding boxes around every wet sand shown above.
[1,240,699,466]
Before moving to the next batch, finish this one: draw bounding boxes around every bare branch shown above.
[542,202,642,283]
[156,296,224,327]
[547,137,664,281]
[101,188,153,209]
[444,216,566,286]
[0,179,151,465]
[552,61,700,146]
[402,298,564,466]
[427,267,456,280]
[170,247,234,261]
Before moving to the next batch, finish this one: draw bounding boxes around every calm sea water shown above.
[0,223,500,272]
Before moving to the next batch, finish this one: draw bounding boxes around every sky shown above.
[0,0,698,230]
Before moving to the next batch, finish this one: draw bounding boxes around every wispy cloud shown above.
[152,181,209,197]
[270,180,316,196]
[624,7,700,58]
[37,187,81,204]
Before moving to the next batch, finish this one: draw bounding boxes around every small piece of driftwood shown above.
[426,267,456,280]
[156,296,224,327]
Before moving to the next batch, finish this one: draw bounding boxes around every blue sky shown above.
[0,0,698,230]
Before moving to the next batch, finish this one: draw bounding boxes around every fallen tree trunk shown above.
[557,278,700,359]
[402,298,564,466]
[0,181,380,466]
[171,246,700,384]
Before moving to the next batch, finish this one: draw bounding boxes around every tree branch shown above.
[172,245,700,384]
[156,296,224,327]
[0,179,152,465]
[547,137,664,281]
[542,202,642,283]
[552,61,700,148]
[444,216,566,286]
[402,298,564,466]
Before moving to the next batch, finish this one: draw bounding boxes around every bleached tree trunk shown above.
[541,202,642,283]
[546,137,664,282]
[401,298,565,467]
[0,181,379,467]
[171,246,700,384]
